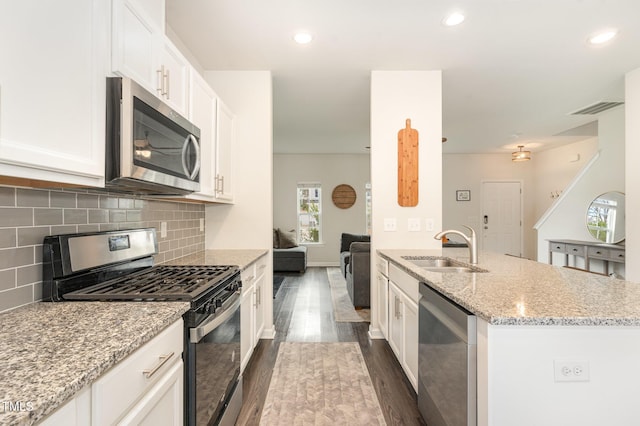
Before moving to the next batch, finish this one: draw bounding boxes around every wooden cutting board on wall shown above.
[397,118,419,207]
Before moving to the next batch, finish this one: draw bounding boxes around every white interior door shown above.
[481,182,522,256]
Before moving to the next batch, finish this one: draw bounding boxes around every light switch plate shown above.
[408,218,421,232]
[383,218,397,232]
[425,218,434,231]
[199,218,204,232]
[160,222,167,238]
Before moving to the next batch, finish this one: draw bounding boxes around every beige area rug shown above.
[326,267,370,322]
[259,342,386,425]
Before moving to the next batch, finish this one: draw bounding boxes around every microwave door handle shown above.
[181,134,201,180]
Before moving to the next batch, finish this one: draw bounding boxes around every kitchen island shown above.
[379,248,640,426]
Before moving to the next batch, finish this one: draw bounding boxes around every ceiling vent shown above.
[569,101,624,115]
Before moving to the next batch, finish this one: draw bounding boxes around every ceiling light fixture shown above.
[294,32,313,44]
[512,145,531,162]
[443,12,465,26]
[588,29,618,45]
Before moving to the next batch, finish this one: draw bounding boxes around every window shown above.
[297,183,322,243]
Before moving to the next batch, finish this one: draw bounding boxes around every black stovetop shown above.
[64,265,239,302]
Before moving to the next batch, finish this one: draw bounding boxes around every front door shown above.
[481,181,522,256]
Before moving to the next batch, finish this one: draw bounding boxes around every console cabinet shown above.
[548,239,625,275]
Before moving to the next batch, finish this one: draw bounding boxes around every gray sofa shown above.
[273,246,307,273]
[339,233,371,308]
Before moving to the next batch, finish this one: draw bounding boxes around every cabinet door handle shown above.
[143,352,174,379]
[164,68,170,99]
[156,66,164,95]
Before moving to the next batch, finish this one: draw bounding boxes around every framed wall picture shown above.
[456,190,471,201]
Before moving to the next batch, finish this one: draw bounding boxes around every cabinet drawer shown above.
[241,263,257,291]
[609,249,625,263]
[549,242,566,253]
[587,246,609,259]
[255,255,268,278]
[565,244,585,256]
[376,256,389,277]
[389,263,419,303]
[92,319,183,425]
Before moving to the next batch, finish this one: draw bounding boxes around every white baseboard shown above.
[307,262,340,267]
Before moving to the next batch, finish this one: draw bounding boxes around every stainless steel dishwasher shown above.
[418,283,477,426]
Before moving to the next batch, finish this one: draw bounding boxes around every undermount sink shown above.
[401,256,487,273]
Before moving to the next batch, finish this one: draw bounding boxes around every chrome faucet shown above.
[434,225,478,265]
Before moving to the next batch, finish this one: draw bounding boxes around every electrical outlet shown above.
[160,222,167,238]
[383,218,397,232]
[199,218,204,232]
[408,218,421,232]
[554,360,590,382]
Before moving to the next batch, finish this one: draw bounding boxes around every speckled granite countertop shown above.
[0,302,189,426]
[166,249,268,271]
[379,248,640,326]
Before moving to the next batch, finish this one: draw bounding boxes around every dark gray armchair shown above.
[346,241,371,308]
[339,233,370,278]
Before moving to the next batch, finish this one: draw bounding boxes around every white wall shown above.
[442,154,535,259]
[443,139,598,261]
[203,70,275,336]
[626,68,640,282]
[273,154,370,266]
[370,70,442,337]
[535,107,625,269]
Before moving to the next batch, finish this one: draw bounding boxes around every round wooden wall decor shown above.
[332,184,356,209]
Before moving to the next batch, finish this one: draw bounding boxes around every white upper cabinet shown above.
[188,70,217,200]
[112,0,190,117]
[215,100,235,202]
[111,0,158,92]
[0,0,109,187]
[158,41,190,115]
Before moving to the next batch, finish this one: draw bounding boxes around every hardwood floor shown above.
[236,267,426,425]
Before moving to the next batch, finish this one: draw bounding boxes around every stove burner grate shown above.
[64,265,238,301]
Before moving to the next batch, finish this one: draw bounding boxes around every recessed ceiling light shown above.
[294,32,313,44]
[588,29,618,45]
[443,12,465,26]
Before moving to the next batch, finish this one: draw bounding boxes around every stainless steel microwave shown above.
[106,77,201,195]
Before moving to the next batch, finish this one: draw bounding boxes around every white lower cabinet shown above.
[38,387,91,426]
[387,265,419,392]
[38,319,183,426]
[240,256,267,371]
[376,270,389,339]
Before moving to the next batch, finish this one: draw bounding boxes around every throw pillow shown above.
[278,229,298,249]
[273,228,280,249]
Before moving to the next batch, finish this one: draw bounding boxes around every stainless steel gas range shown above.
[43,228,242,426]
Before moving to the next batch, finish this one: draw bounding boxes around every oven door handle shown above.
[189,291,241,344]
